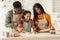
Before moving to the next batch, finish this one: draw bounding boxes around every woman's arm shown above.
[31,19,37,32]
[46,13,55,29]
[39,13,55,33]
[39,27,51,33]
[46,13,52,28]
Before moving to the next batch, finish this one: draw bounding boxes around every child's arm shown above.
[17,19,25,32]
[17,23,27,33]
[17,18,25,32]
[17,24,23,32]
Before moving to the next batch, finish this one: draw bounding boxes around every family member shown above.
[5,1,25,36]
[17,11,36,33]
[33,3,55,33]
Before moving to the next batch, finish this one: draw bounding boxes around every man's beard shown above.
[14,12,21,15]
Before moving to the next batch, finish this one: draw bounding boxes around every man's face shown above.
[14,7,22,14]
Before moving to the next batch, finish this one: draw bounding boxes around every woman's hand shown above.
[39,28,51,33]
[50,26,55,30]
[39,26,55,33]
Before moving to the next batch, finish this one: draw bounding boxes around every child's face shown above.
[24,13,31,21]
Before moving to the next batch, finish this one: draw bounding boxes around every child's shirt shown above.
[22,21,31,32]
[17,19,35,32]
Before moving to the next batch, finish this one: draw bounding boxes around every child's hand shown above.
[22,30,26,33]
[17,27,23,32]
[33,28,37,32]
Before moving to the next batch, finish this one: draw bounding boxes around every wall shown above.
[0,0,60,37]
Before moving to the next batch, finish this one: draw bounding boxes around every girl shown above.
[17,11,36,33]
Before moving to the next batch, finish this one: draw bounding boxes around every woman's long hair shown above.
[33,3,45,22]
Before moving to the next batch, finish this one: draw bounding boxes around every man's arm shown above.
[5,11,13,28]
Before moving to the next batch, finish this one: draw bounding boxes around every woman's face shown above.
[24,13,31,21]
[34,7,41,14]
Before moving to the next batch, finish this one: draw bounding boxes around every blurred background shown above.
[0,0,60,37]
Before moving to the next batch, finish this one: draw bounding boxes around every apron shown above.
[10,10,23,37]
[35,14,48,31]
[12,9,23,28]
[10,14,23,36]
[22,21,31,32]
[12,13,23,28]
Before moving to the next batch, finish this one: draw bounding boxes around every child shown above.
[17,11,37,33]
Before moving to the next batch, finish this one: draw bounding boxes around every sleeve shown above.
[47,14,52,27]
[17,19,24,32]
[5,11,13,28]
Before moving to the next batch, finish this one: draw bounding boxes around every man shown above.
[5,1,25,36]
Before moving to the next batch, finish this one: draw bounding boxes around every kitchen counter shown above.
[1,32,60,40]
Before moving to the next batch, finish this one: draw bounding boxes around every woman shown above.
[33,3,55,33]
